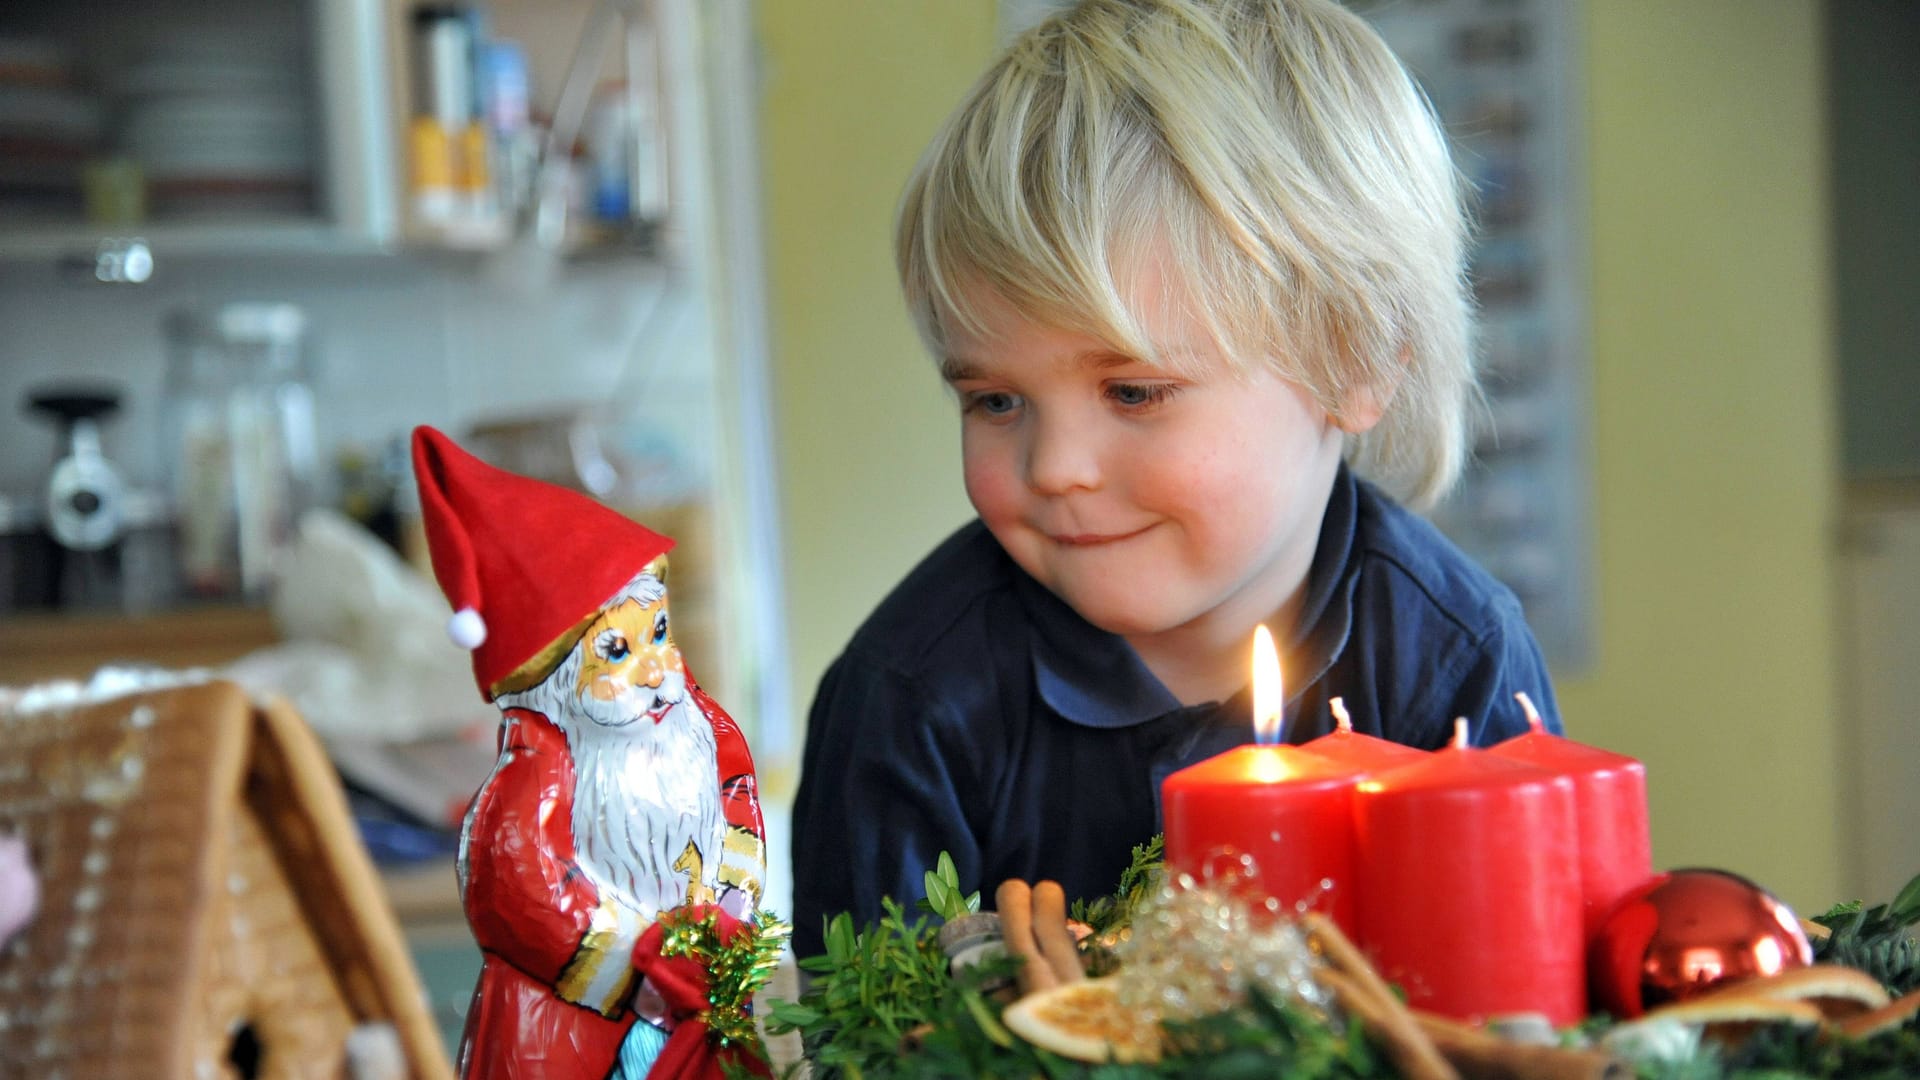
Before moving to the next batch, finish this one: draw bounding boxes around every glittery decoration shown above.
[1110,853,1329,1026]
[655,908,792,1050]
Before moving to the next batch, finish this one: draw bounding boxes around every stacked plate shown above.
[114,29,315,216]
[0,36,102,219]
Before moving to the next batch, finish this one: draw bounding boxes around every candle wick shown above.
[1514,691,1544,734]
[1254,705,1285,746]
[1329,697,1352,735]
[1451,717,1469,749]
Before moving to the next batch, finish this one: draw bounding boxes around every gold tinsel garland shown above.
[656,907,793,1050]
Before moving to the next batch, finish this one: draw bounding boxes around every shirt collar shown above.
[1017,568,1182,728]
[1023,462,1362,730]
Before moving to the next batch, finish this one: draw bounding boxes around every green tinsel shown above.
[656,907,793,1051]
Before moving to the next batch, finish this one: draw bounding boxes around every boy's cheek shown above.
[960,451,1014,517]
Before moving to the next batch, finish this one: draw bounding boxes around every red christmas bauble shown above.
[1588,868,1813,1019]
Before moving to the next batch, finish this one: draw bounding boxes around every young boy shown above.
[790,0,1560,957]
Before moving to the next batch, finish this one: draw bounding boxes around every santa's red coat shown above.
[457,694,765,1080]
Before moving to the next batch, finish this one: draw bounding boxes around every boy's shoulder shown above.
[1346,475,1526,641]
[1311,470,1557,747]
[844,519,1023,671]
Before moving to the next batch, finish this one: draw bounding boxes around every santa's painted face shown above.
[570,584,687,728]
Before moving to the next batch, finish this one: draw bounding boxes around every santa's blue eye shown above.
[652,613,669,645]
[597,629,630,661]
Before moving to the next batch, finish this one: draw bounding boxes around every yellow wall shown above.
[757,4,993,787]
[759,2,1844,910]
[1565,2,1840,911]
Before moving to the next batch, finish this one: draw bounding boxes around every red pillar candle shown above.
[1162,627,1363,932]
[1163,743,1365,932]
[1487,693,1653,940]
[1299,697,1431,772]
[1353,720,1585,1025]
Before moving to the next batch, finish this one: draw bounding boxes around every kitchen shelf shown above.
[0,604,279,687]
[0,219,674,269]
[0,220,391,262]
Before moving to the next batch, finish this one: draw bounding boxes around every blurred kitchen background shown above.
[0,0,1913,1057]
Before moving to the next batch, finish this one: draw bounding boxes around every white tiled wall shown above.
[0,253,713,504]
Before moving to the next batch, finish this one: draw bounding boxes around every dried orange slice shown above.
[1001,975,1161,1063]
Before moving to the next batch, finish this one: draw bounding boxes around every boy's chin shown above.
[1061,594,1188,640]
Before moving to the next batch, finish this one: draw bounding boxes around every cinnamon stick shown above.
[1301,913,1456,1080]
[995,879,1056,997]
[1030,881,1087,984]
[1414,1013,1632,1080]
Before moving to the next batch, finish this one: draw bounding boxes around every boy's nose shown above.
[1023,415,1101,495]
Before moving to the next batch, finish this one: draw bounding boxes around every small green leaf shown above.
[1889,869,1920,925]
[825,912,855,964]
[920,851,978,921]
[766,1001,822,1028]
[959,989,1014,1049]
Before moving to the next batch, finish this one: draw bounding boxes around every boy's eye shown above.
[963,391,1023,417]
[1107,382,1178,409]
[652,613,670,645]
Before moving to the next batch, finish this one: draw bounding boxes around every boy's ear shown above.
[1333,380,1393,434]
[1331,345,1408,434]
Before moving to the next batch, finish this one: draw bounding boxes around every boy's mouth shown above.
[1047,524,1154,547]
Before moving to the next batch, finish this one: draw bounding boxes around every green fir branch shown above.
[1070,835,1165,937]
[1811,869,1920,994]
[779,850,1920,1078]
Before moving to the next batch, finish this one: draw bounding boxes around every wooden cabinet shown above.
[0,605,277,687]
[0,0,698,258]
[0,0,396,257]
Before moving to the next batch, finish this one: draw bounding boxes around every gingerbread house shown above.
[0,678,455,1080]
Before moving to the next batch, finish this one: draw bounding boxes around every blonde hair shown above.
[896,0,1476,507]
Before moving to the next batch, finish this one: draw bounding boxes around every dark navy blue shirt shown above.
[790,465,1560,958]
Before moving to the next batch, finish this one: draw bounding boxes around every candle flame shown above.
[1514,691,1545,734]
[1252,624,1283,745]
[1249,750,1290,784]
[1329,696,1353,734]
[1450,717,1469,749]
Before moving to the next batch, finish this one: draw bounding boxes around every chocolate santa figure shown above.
[412,426,768,1080]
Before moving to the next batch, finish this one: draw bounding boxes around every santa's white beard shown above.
[565,702,722,917]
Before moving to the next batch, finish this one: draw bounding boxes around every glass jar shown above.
[162,302,316,600]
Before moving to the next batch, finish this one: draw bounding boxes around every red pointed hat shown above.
[411,425,674,700]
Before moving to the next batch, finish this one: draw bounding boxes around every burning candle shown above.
[1161,626,1364,931]
[1353,720,1585,1025]
[1488,692,1653,939]
[1299,697,1431,771]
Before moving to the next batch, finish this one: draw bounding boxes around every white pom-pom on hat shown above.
[447,607,488,651]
